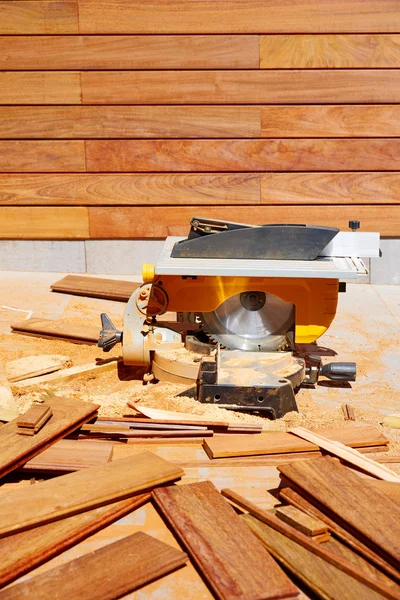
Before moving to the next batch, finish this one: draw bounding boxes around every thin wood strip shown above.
[279,486,400,583]
[17,405,52,429]
[81,70,400,104]
[0,35,259,69]
[0,397,98,479]
[14,359,120,389]
[153,481,298,600]
[77,2,400,34]
[11,318,100,344]
[0,173,261,206]
[275,505,329,537]
[0,141,85,172]
[0,493,149,589]
[222,489,400,600]
[260,34,400,68]
[0,72,81,104]
[51,275,139,301]
[0,451,183,537]
[88,206,400,238]
[0,531,188,600]
[0,2,78,35]
[288,427,400,482]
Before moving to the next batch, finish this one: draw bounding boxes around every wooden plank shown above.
[261,172,400,205]
[203,426,388,459]
[278,456,400,569]
[85,139,400,172]
[81,70,400,104]
[260,34,400,68]
[0,173,261,206]
[77,1,400,34]
[11,317,99,344]
[21,438,114,473]
[0,2,78,35]
[0,396,98,478]
[153,481,298,600]
[224,489,400,600]
[0,35,259,69]
[0,531,188,600]
[279,486,400,583]
[88,206,400,237]
[17,406,52,436]
[99,418,209,431]
[261,105,400,137]
[288,427,400,481]
[0,494,149,589]
[0,72,81,104]
[0,106,261,139]
[51,275,139,301]
[364,480,400,502]
[14,359,120,389]
[0,451,182,537]
[6,355,71,383]
[0,208,89,239]
[244,515,394,600]
[275,505,329,537]
[0,141,85,172]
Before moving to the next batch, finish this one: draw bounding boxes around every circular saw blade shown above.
[198,292,295,351]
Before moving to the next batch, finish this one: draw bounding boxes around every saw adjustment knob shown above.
[98,313,123,352]
[349,220,360,231]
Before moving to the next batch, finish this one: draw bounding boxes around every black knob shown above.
[349,220,360,231]
[98,313,123,352]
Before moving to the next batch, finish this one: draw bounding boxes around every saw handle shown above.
[320,362,356,382]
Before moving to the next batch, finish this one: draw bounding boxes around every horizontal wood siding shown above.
[0,0,398,239]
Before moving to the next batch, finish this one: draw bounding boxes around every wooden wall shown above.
[1,1,400,239]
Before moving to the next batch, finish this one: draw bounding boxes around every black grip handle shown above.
[320,362,356,382]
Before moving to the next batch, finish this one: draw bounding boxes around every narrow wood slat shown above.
[278,456,400,569]
[0,208,89,239]
[0,72,81,104]
[153,481,298,600]
[0,35,259,69]
[51,275,139,301]
[11,317,100,344]
[88,205,400,237]
[260,34,400,68]
[275,505,329,537]
[0,106,261,139]
[0,2,78,35]
[0,531,187,600]
[0,494,149,589]
[261,105,400,138]
[0,451,182,537]
[203,426,388,460]
[261,172,400,205]
[17,405,52,430]
[77,1,400,34]
[0,141,85,173]
[0,173,260,206]
[81,70,400,104]
[0,397,98,479]
[21,438,114,473]
[85,139,400,172]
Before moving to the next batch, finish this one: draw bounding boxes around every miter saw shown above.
[98,217,380,419]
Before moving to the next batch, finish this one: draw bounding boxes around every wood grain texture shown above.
[81,70,400,104]
[0,106,260,139]
[261,172,400,205]
[0,531,187,600]
[0,141,85,172]
[0,35,259,69]
[260,34,400,68]
[85,139,400,172]
[278,456,400,569]
[0,2,78,35]
[51,275,139,301]
[15,359,119,389]
[88,206,400,237]
[275,505,329,537]
[21,438,114,474]
[17,405,52,430]
[0,494,149,589]
[203,426,388,459]
[0,397,98,479]
[244,515,393,600]
[0,173,260,206]
[0,72,81,104]
[77,1,400,34]
[365,480,400,502]
[11,317,99,344]
[0,208,89,239]
[153,481,298,600]
[0,451,182,537]
[261,105,400,137]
